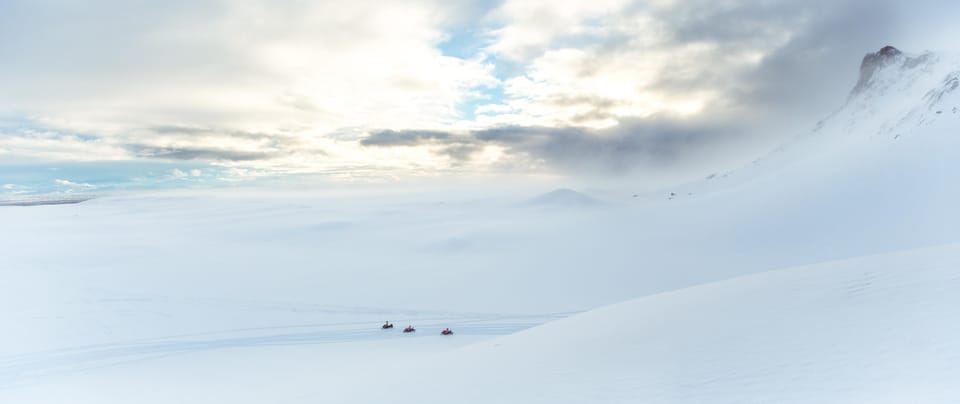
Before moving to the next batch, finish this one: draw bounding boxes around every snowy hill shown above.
[11,243,954,404]
[340,243,960,403]
[525,188,601,208]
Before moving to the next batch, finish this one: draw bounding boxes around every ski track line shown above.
[0,313,567,388]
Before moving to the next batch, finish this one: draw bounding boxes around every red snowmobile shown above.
[441,328,454,335]
[382,322,394,330]
[403,326,416,333]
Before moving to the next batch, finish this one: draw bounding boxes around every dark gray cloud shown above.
[439,144,485,163]
[726,0,903,123]
[124,126,326,162]
[128,145,278,161]
[660,1,810,44]
[145,126,298,144]
[624,0,910,131]
[362,129,482,165]
[482,127,665,172]
[479,121,741,173]
[360,130,452,146]
[363,119,742,174]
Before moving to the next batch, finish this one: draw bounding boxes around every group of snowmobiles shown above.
[382,321,453,335]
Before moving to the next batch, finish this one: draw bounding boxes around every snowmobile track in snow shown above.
[0,311,568,387]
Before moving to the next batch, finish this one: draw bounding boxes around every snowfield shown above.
[345,243,960,403]
[1,46,959,402]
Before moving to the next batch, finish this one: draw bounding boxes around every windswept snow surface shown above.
[1,47,960,402]
[343,243,960,403]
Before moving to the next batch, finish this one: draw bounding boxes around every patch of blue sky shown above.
[1,116,101,143]
[437,27,489,60]
[434,2,515,122]
[437,25,526,80]
[458,85,507,120]
[0,115,45,134]
[0,161,225,197]
[435,0,502,58]
[0,114,27,126]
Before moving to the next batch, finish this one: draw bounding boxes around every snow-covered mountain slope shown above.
[838,46,960,141]
[780,45,960,165]
[341,243,960,404]
[690,45,960,192]
[663,46,960,259]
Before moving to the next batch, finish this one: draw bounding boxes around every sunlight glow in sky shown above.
[1,0,958,194]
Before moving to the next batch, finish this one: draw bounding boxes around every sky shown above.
[1,0,959,195]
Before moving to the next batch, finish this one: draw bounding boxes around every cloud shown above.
[362,117,749,176]
[473,0,920,132]
[0,128,129,163]
[0,0,496,158]
[441,0,960,179]
[171,168,204,179]
[3,0,959,182]
[129,145,279,162]
[360,130,453,147]
[55,179,96,189]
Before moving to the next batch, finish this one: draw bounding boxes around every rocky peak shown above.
[876,45,902,58]
[851,46,904,95]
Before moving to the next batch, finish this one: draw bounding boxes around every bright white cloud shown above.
[0,0,496,153]
[484,0,635,62]
[54,179,96,189]
[0,130,130,163]
[171,168,206,179]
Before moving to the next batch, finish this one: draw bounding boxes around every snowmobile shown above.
[382,322,394,330]
[441,328,453,335]
[403,326,416,333]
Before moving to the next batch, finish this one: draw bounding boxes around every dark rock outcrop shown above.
[851,46,903,95]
